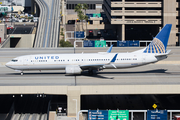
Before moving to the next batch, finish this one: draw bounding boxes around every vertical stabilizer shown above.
[143,24,172,53]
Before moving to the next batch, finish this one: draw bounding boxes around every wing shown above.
[80,53,118,70]
[80,64,105,70]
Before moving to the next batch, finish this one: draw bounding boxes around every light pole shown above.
[178,32,180,46]
[74,20,76,53]
[11,1,12,26]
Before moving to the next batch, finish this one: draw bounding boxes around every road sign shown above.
[93,13,101,17]
[74,31,84,38]
[152,104,157,109]
[108,110,129,120]
[0,2,2,4]
[117,41,129,47]
[95,40,106,47]
[84,40,95,47]
[147,110,167,120]
[88,110,108,120]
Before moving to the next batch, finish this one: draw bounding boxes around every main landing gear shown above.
[88,70,94,75]
[20,71,24,76]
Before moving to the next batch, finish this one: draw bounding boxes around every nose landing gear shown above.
[21,71,24,76]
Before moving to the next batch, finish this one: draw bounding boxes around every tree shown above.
[75,4,82,13]
[60,40,73,47]
[59,28,73,47]
[82,3,89,39]
[74,4,89,32]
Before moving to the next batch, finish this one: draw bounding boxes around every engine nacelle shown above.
[65,65,82,74]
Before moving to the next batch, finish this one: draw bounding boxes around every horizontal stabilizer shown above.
[155,50,171,57]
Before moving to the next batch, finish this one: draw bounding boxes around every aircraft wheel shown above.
[21,72,23,76]
[88,70,94,75]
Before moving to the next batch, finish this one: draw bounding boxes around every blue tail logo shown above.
[143,24,172,53]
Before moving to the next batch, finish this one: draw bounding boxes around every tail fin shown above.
[143,24,172,53]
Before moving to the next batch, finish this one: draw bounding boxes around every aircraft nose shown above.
[5,62,12,68]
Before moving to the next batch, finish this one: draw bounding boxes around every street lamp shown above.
[177,32,180,46]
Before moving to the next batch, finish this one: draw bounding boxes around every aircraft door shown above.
[142,55,146,63]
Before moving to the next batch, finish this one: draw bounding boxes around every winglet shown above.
[107,45,113,53]
[110,54,118,63]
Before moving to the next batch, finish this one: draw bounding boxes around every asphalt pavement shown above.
[0,47,180,86]
[7,25,34,34]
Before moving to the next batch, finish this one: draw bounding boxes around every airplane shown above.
[6,24,172,75]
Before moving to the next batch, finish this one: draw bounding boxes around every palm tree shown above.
[82,4,88,39]
[75,4,83,31]
[74,4,88,36]
[75,3,82,13]
[83,4,88,15]
[78,11,84,31]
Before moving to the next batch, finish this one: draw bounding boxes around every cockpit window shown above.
[11,59,18,62]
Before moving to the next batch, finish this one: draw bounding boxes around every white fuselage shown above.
[6,52,161,71]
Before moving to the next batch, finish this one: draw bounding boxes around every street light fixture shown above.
[177,32,180,46]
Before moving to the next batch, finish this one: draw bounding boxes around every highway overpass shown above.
[1,47,180,117]
[34,0,61,48]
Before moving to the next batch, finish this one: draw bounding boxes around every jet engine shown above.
[65,65,82,74]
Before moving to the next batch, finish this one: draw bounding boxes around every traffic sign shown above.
[88,110,108,120]
[108,110,129,120]
[152,104,157,109]
[147,110,167,120]
[84,40,95,47]
[0,2,2,4]
[74,31,84,38]
[95,40,106,47]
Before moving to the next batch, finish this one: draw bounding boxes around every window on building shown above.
[92,4,95,9]
[90,4,92,9]
[72,4,75,9]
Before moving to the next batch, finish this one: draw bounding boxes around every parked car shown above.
[89,30,93,37]
[97,31,101,37]
[29,19,34,22]
[7,26,13,30]
[68,20,75,24]
[33,17,39,22]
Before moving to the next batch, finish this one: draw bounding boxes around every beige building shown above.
[0,24,7,44]
[65,0,179,46]
[103,0,178,45]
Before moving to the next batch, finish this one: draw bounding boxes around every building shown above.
[103,0,178,46]
[0,0,32,13]
[65,0,179,46]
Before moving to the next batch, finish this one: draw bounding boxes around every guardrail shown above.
[112,2,161,8]
[111,18,161,24]
[112,10,161,16]
[77,110,180,120]
[0,35,10,48]
[83,40,151,47]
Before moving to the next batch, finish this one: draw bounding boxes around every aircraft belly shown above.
[19,65,65,70]
[104,63,143,69]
